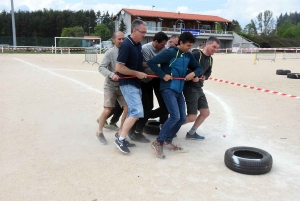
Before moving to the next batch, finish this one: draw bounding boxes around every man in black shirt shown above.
[115,19,148,153]
[183,36,220,140]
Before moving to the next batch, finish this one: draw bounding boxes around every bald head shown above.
[112,31,125,48]
[168,35,179,47]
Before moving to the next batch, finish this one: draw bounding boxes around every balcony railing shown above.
[146,26,233,36]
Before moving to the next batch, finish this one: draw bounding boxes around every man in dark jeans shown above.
[147,32,204,158]
[129,32,169,142]
[144,34,179,124]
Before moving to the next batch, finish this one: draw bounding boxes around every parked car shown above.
[102,41,113,49]
[93,41,113,50]
[93,44,102,50]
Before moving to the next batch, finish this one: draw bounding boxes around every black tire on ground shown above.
[287,73,300,79]
[276,69,291,75]
[143,120,160,135]
[224,146,273,175]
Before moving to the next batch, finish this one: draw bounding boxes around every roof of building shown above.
[84,36,100,39]
[114,8,231,23]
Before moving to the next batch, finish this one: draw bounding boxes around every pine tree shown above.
[118,18,126,33]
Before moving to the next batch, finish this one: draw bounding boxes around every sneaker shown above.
[151,140,165,158]
[185,132,205,140]
[96,118,108,127]
[164,142,183,151]
[114,133,136,147]
[129,132,150,143]
[96,132,107,145]
[103,121,112,129]
[114,138,130,153]
[106,123,119,131]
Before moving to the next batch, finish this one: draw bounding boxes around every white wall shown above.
[115,11,132,36]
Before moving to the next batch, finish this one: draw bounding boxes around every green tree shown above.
[118,18,126,33]
[102,11,111,26]
[282,28,295,38]
[254,10,275,35]
[277,13,289,28]
[96,10,102,24]
[92,23,111,40]
[59,26,86,47]
[276,12,300,38]
[277,20,293,37]
[101,11,115,36]
[225,20,242,33]
[243,20,257,35]
[232,20,242,33]
[83,10,97,35]
[61,26,85,37]
[295,23,300,37]
[280,22,300,38]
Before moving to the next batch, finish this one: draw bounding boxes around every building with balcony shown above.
[113,8,235,48]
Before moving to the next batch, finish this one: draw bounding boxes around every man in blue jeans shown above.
[147,32,204,158]
[115,19,148,154]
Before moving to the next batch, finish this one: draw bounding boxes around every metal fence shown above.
[215,47,300,62]
[83,47,98,65]
[0,45,89,54]
[256,50,276,62]
[0,36,54,46]
[282,49,300,60]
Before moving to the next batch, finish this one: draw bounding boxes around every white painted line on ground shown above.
[44,68,98,73]
[13,58,103,94]
[204,89,234,136]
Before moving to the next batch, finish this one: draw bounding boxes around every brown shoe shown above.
[164,142,182,151]
[151,140,165,158]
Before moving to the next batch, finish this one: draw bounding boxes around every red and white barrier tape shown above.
[217,48,300,51]
[209,77,300,99]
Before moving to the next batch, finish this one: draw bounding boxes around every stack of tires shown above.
[276,69,300,79]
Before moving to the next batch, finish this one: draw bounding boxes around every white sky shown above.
[0,0,299,28]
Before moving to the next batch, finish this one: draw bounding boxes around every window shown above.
[201,25,211,30]
[177,23,185,29]
[157,21,162,31]
[145,21,156,31]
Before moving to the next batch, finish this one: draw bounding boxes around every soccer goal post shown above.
[54,37,101,54]
[1,44,9,53]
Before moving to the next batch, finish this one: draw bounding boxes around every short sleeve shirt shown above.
[141,42,166,82]
[117,35,143,88]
